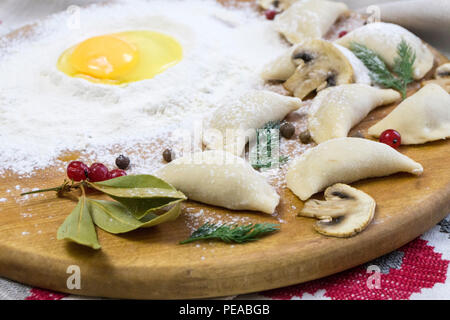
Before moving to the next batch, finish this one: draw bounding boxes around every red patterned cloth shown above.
[261,239,448,300]
[25,288,67,301]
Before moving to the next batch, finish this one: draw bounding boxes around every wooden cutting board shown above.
[0,2,449,299]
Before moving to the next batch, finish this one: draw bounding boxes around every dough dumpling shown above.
[336,22,434,80]
[286,137,423,200]
[157,150,280,214]
[203,90,302,156]
[309,84,400,143]
[274,0,348,44]
[368,84,450,144]
[261,46,297,81]
[333,44,371,85]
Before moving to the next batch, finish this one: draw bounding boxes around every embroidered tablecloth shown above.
[0,0,449,300]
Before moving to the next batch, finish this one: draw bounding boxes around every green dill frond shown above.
[393,39,416,97]
[350,41,416,99]
[179,222,280,244]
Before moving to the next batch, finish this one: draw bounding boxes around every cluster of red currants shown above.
[67,161,127,182]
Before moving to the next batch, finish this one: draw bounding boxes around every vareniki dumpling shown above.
[274,0,348,44]
[157,150,280,214]
[203,90,302,156]
[261,46,297,81]
[309,84,400,143]
[333,44,371,85]
[286,138,423,201]
[336,22,434,80]
[368,84,450,144]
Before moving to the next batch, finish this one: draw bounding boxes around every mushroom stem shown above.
[300,199,350,219]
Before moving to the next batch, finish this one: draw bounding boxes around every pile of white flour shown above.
[0,0,288,175]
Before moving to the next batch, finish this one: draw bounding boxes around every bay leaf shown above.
[89,199,142,234]
[91,174,177,189]
[138,202,181,228]
[56,196,101,250]
[89,175,186,219]
[89,199,182,233]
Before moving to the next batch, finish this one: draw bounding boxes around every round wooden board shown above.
[0,2,449,300]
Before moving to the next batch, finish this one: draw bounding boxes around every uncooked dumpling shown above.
[286,137,423,200]
[261,46,297,81]
[333,44,371,85]
[368,84,450,144]
[274,0,348,44]
[203,90,302,156]
[157,150,280,214]
[336,22,434,80]
[309,84,400,143]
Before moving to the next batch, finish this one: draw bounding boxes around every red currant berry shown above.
[265,10,278,20]
[108,169,127,179]
[88,163,110,182]
[67,161,88,181]
[338,30,348,38]
[379,129,401,149]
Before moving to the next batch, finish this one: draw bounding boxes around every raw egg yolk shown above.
[57,31,183,85]
[69,35,139,80]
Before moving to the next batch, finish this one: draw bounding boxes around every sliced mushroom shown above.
[257,0,297,10]
[299,183,375,238]
[435,63,450,78]
[423,63,450,93]
[283,39,353,99]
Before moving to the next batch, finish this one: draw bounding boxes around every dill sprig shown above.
[350,39,416,98]
[179,222,280,244]
[350,42,402,90]
[393,40,416,88]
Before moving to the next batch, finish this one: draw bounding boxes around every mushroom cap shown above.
[283,39,353,99]
[299,183,376,238]
[435,63,450,78]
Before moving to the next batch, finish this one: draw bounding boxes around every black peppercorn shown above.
[280,122,295,139]
[299,130,312,144]
[163,148,174,162]
[115,154,130,170]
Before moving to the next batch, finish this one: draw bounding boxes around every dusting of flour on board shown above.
[0,0,289,176]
